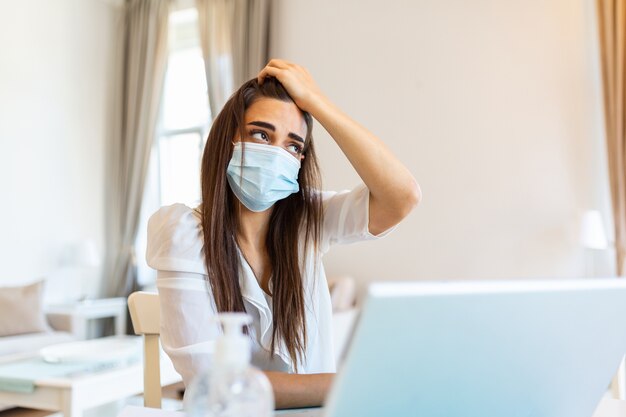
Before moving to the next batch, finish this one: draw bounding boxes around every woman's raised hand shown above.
[257,59,326,114]
[258,64,420,236]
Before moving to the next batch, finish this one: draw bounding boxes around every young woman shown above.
[146,59,420,409]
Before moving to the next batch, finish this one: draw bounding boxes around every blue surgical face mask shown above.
[226,142,301,212]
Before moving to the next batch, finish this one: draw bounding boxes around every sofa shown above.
[0,314,76,357]
[0,281,78,411]
[0,280,76,357]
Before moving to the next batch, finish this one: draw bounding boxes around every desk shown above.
[116,398,626,417]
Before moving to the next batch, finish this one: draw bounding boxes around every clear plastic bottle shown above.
[185,313,275,417]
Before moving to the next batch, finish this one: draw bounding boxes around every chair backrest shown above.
[128,291,162,409]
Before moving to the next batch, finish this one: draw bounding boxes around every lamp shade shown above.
[580,210,608,250]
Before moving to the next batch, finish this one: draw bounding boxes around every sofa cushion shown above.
[0,331,75,357]
[0,281,50,337]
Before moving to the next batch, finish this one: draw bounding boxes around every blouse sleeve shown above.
[320,183,396,254]
[146,204,220,387]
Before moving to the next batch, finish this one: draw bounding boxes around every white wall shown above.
[0,0,119,302]
[270,0,614,284]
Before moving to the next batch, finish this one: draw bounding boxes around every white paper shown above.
[117,405,185,417]
[275,409,322,417]
[592,398,626,417]
[117,405,322,417]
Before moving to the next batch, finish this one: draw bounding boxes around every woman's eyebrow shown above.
[248,120,305,144]
[248,120,275,131]
[288,132,305,144]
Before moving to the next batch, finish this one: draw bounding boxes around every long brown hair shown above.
[199,78,322,370]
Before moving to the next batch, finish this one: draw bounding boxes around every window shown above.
[135,6,210,287]
[158,7,210,207]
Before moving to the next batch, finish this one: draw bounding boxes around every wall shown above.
[270,0,614,284]
[0,0,120,302]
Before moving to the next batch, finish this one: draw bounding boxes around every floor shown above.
[0,383,185,417]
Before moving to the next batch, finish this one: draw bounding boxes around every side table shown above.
[45,298,127,339]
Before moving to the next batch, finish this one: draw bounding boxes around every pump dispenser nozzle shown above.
[216,313,252,334]
[214,313,253,370]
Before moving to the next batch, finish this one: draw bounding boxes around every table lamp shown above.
[580,210,608,276]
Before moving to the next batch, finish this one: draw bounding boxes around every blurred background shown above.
[0,0,616,303]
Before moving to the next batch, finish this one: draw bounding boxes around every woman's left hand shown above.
[258,59,326,113]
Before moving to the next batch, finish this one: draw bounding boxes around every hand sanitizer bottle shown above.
[185,313,275,417]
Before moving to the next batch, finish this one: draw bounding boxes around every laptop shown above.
[301,279,626,417]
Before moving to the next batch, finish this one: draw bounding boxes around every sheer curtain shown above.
[597,0,626,276]
[196,0,271,116]
[104,0,170,302]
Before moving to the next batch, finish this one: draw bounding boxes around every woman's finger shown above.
[258,65,283,84]
[266,58,291,69]
[256,61,323,113]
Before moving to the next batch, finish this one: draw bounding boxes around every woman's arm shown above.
[258,60,421,235]
[263,371,334,409]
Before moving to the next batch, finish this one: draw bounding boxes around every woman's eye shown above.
[287,144,303,155]
[250,131,269,142]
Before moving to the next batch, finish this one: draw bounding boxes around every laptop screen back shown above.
[324,279,626,417]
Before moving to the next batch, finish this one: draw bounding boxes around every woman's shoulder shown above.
[148,203,201,229]
[146,203,206,274]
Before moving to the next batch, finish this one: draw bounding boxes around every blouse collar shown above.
[236,247,294,372]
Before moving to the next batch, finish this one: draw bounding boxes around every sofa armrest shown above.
[45,312,74,333]
[332,308,358,365]
[328,275,357,312]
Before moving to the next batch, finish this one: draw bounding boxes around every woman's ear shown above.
[232,128,243,145]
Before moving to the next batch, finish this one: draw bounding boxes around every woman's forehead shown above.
[244,98,307,138]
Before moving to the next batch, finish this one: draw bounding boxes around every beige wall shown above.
[270,0,614,284]
[0,0,119,301]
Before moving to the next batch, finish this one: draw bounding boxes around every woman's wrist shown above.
[299,90,332,118]
[305,94,347,134]
[263,371,335,409]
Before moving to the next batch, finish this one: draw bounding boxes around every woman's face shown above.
[237,98,307,161]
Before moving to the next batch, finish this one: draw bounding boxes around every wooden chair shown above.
[128,291,163,408]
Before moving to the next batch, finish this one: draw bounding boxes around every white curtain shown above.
[104,0,170,301]
[196,0,271,116]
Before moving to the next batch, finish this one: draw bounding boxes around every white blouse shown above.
[146,183,393,387]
